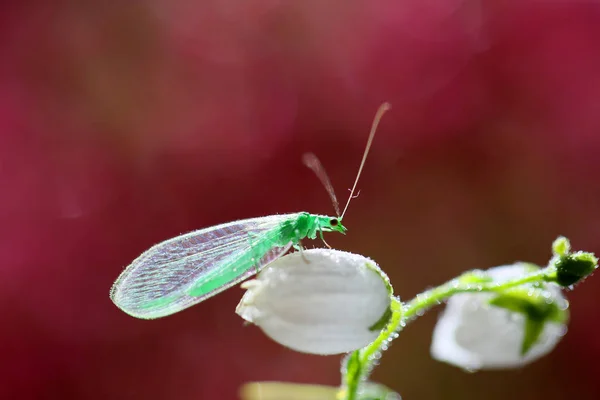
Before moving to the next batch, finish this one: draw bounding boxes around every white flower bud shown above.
[236,249,393,355]
[239,381,401,400]
[430,263,568,371]
[239,382,338,400]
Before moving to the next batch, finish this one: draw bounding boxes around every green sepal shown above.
[457,270,494,285]
[489,286,568,356]
[521,317,546,356]
[364,261,394,296]
[368,305,393,332]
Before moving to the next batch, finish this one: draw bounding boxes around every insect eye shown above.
[330,219,339,227]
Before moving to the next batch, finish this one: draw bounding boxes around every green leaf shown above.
[343,351,363,400]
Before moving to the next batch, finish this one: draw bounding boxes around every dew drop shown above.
[558,325,568,336]
[559,300,569,311]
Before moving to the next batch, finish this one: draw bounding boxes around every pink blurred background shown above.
[2,1,600,399]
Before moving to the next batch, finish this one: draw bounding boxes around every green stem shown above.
[342,297,403,400]
[341,264,552,400]
[403,266,549,320]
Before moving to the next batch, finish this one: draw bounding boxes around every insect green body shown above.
[110,212,345,319]
[187,213,345,296]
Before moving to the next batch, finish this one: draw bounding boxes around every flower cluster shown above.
[236,237,597,400]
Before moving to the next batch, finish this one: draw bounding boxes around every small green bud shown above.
[552,236,571,257]
[554,251,598,287]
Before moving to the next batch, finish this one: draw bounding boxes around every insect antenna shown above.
[340,102,391,220]
[302,152,341,217]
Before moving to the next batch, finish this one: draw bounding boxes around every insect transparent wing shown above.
[110,214,298,319]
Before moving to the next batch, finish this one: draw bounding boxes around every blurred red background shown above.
[2,1,600,399]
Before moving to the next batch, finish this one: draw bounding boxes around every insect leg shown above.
[297,241,311,264]
[292,229,311,264]
[319,228,332,249]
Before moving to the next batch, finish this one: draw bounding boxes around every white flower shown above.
[430,263,568,371]
[236,249,392,355]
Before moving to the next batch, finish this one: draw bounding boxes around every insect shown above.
[110,103,391,319]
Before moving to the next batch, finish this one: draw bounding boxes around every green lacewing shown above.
[110,103,391,319]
